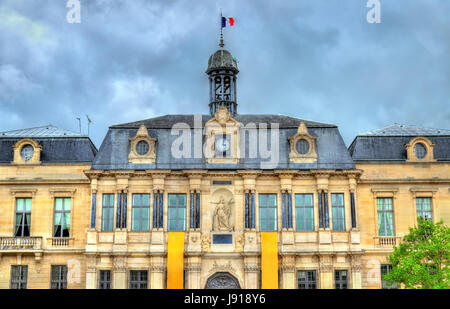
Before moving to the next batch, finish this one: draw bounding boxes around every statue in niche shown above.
[211,195,234,231]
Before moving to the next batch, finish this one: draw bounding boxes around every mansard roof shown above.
[92,114,354,170]
[0,124,83,138]
[110,114,337,129]
[349,123,450,162]
[0,125,97,164]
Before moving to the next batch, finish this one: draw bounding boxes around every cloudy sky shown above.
[0,0,449,148]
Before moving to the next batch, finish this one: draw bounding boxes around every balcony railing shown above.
[374,236,401,247]
[0,237,43,250]
[48,237,74,247]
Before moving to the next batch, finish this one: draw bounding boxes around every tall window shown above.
[297,270,316,289]
[295,194,314,231]
[168,194,186,231]
[10,266,28,289]
[416,197,433,221]
[131,194,150,232]
[381,264,397,289]
[129,270,148,289]
[331,193,345,231]
[102,194,114,231]
[99,270,111,289]
[53,198,71,237]
[259,194,277,232]
[335,270,348,289]
[51,265,67,289]
[377,198,395,236]
[14,198,31,237]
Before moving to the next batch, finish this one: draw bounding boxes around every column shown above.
[281,255,296,289]
[150,255,166,289]
[319,255,334,289]
[351,255,362,289]
[244,256,260,289]
[85,255,97,289]
[112,256,127,289]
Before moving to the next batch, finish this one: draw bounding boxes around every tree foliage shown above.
[383,217,450,289]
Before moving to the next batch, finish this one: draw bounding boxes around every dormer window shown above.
[405,137,435,162]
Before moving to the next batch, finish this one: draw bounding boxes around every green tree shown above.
[383,217,450,289]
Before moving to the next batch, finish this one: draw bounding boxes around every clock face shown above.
[20,145,34,161]
[215,136,230,153]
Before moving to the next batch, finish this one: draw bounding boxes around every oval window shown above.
[295,139,310,155]
[414,143,427,159]
[20,144,34,161]
[136,140,150,156]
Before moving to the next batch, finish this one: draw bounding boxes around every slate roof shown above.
[349,124,450,162]
[0,125,83,138]
[93,114,354,170]
[359,124,450,137]
[0,125,97,164]
[111,114,337,129]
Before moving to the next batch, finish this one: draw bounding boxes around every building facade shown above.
[0,45,449,289]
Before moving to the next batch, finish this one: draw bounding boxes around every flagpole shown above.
[219,8,224,48]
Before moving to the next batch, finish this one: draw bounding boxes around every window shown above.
[414,143,427,159]
[131,194,150,231]
[10,266,28,289]
[295,194,314,231]
[416,197,433,221]
[136,140,149,156]
[99,270,111,289]
[381,265,397,289]
[297,270,316,289]
[53,198,71,237]
[259,194,277,232]
[377,198,394,236]
[102,194,114,232]
[51,265,67,289]
[14,198,31,237]
[335,270,348,289]
[129,270,148,289]
[168,194,186,231]
[331,193,345,231]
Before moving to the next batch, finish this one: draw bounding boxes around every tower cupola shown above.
[206,48,239,116]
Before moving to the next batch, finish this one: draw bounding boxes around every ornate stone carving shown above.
[211,261,235,273]
[113,256,127,272]
[211,195,234,231]
[128,125,157,164]
[288,122,318,164]
[319,264,333,273]
[235,235,244,250]
[150,264,166,272]
[201,235,211,251]
[186,263,202,272]
[205,272,241,289]
[244,264,261,272]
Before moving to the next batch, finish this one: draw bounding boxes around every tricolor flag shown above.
[221,16,235,28]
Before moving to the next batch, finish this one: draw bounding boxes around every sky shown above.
[0,0,449,148]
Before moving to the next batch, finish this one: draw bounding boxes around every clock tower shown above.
[206,39,239,116]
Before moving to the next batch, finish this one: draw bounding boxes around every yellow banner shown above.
[167,232,185,289]
[261,232,279,289]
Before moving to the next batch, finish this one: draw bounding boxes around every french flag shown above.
[221,16,235,28]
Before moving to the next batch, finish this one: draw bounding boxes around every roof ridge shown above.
[359,123,450,136]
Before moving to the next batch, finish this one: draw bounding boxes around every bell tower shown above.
[206,36,239,116]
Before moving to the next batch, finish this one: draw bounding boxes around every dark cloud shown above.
[0,0,449,147]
